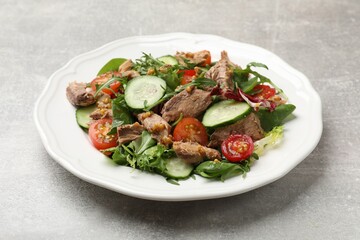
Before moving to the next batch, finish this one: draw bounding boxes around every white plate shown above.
[34,33,322,201]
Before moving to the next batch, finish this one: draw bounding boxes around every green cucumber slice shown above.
[124,76,166,109]
[165,157,194,179]
[158,55,178,66]
[202,100,251,128]
[76,104,97,129]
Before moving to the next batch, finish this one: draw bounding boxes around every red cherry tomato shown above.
[252,84,276,100]
[179,69,196,85]
[89,119,118,150]
[173,117,208,146]
[91,72,121,97]
[202,53,211,66]
[221,134,254,162]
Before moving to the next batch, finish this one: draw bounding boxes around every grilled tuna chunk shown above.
[66,82,96,107]
[161,88,212,122]
[117,122,144,145]
[205,51,237,92]
[175,50,211,67]
[137,112,172,146]
[173,141,221,164]
[208,113,264,148]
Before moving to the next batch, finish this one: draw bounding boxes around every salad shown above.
[66,50,295,182]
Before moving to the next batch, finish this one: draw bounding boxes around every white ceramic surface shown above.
[34,33,322,201]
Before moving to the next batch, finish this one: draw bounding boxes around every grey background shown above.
[1,0,359,239]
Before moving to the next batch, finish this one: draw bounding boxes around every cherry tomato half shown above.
[89,119,118,150]
[179,69,196,85]
[202,53,211,67]
[252,84,276,100]
[91,72,121,97]
[173,117,208,146]
[221,134,254,162]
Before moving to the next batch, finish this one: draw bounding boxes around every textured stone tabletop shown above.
[1,0,359,239]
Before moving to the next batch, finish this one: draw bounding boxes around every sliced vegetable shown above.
[202,100,251,128]
[76,104,97,129]
[164,157,194,179]
[97,58,127,75]
[91,74,122,97]
[256,104,296,131]
[202,53,211,66]
[124,75,166,109]
[89,119,118,150]
[173,117,208,146]
[158,55,178,66]
[251,84,276,99]
[221,134,254,162]
[179,69,196,85]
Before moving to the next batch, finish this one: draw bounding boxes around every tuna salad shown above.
[66,50,295,182]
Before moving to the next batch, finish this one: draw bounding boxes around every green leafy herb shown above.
[256,104,296,131]
[254,126,284,156]
[176,78,217,92]
[233,62,287,99]
[109,131,174,176]
[129,131,156,155]
[107,95,134,135]
[178,57,198,69]
[171,113,183,127]
[97,58,127,75]
[136,145,167,173]
[133,53,181,90]
[166,178,180,185]
[111,147,130,165]
[238,76,258,93]
[194,160,251,181]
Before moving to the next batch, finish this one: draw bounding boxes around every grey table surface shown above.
[1,0,359,239]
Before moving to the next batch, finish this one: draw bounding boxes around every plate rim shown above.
[34,32,323,201]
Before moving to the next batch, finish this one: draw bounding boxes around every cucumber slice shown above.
[158,55,178,66]
[76,104,97,129]
[125,76,166,109]
[165,157,194,179]
[202,100,251,128]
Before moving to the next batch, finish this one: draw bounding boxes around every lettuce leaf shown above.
[254,126,284,156]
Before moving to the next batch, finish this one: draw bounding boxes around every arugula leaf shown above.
[233,62,286,99]
[175,78,217,93]
[158,68,181,91]
[133,52,181,91]
[238,76,258,93]
[247,62,269,69]
[256,104,296,131]
[194,160,251,181]
[133,52,164,74]
[97,58,127,75]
